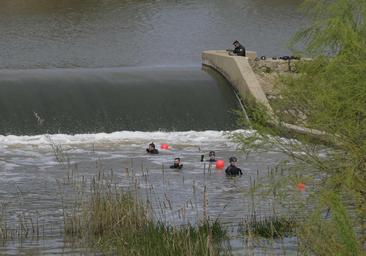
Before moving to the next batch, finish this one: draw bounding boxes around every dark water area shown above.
[0,0,306,69]
[0,66,240,135]
[0,1,308,254]
[0,0,307,134]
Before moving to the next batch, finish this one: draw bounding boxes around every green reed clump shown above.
[242,215,296,239]
[0,214,9,242]
[105,220,230,256]
[64,178,231,256]
[0,200,43,243]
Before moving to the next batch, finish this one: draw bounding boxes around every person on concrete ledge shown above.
[146,142,159,154]
[170,157,183,169]
[225,156,243,176]
[232,40,246,57]
[200,151,217,162]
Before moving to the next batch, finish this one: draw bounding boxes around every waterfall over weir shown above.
[0,66,240,135]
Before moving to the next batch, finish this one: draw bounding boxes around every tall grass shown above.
[241,215,296,239]
[64,172,232,256]
[0,202,44,242]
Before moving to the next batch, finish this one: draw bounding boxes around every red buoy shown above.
[297,183,305,192]
[160,143,169,150]
[215,160,225,170]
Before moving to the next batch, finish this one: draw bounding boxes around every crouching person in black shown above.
[146,142,159,154]
[232,40,246,57]
[170,157,183,169]
[225,156,242,176]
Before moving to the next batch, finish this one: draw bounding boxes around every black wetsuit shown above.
[170,164,183,169]
[200,155,216,162]
[225,165,243,176]
[201,159,216,163]
[233,44,246,57]
[146,148,159,154]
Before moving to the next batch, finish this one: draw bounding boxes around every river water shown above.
[0,0,305,69]
[0,0,306,254]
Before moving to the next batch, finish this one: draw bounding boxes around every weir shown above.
[0,66,241,135]
[202,50,272,113]
[202,50,326,138]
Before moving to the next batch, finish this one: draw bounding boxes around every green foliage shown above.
[298,192,362,256]
[241,215,296,239]
[291,0,366,56]
[234,0,366,254]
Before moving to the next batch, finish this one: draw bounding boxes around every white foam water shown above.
[0,129,255,148]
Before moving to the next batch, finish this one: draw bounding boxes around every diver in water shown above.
[146,142,159,154]
[170,157,183,169]
[232,40,246,57]
[225,156,243,176]
[200,151,217,162]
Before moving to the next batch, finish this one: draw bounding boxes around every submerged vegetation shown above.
[235,0,366,254]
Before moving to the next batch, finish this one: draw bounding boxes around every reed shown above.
[241,215,296,239]
[64,172,232,256]
[0,202,44,242]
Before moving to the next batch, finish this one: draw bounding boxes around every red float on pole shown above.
[215,160,225,170]
[160,144,169,150]
[297,183,305,192]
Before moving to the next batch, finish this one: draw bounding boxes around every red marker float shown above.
[297,183,305,192]
[160,143,169,150]
[215,160,225,170]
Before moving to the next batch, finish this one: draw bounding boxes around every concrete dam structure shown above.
[202,50,325,138]
[202,50,273,115]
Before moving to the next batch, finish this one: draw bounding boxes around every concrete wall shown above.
[202,50,273,114]
[202,50,326,139]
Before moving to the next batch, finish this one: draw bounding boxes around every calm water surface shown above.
[0,0,306,69]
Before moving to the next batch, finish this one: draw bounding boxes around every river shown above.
[0,0,306,254]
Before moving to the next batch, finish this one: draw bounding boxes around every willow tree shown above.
[235,0,366,254]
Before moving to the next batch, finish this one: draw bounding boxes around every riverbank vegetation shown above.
[63,173,231,256]
[235,0,366,254]
[241,215,296,239]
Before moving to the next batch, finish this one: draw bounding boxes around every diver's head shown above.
[233,40,240,47]
[229,156,237,166]
[149,143,156,150]
[209,151,216,160]
[174,158,181,165]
